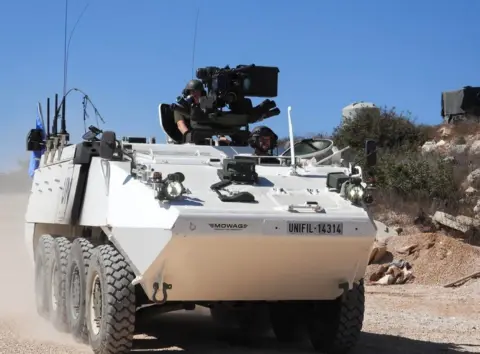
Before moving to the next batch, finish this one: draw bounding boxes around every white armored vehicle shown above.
[24,65,378,354]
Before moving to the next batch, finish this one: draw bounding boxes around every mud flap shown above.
[338,281,350,302]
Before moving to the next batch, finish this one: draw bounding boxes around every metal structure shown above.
[441,86,480,123]
[342,102,380,124]
[24,91,378,353]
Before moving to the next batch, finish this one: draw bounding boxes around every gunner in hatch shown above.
[174,79,230,145]
[174,79,204,137]
[248,125,280,164]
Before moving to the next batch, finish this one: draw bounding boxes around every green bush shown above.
[374,149,458,201]
[332,107,432,151]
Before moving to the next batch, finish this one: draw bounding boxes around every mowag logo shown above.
[208,223,248,231]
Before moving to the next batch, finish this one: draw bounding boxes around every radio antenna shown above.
[62,0,69,97]
[190,8,200,79]
[62,0,90,97]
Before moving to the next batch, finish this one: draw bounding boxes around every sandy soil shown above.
[0,193,479,353]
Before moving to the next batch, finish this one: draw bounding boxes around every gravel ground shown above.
[1,194,479,353]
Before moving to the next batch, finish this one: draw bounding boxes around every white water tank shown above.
[342,102,380,123]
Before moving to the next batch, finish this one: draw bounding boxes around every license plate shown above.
[287,222,343,235]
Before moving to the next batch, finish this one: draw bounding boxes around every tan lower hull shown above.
[140,234,374,302]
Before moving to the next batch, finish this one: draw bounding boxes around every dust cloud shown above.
[0,170,90,352]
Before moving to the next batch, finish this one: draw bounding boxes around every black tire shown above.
[269,303,304,343]
[48,236,72,332]
[85,244,136,354]
[307,279,365,354]
[34,234,55,319]
[66,238,94,343]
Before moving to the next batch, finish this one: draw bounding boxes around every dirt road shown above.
[1,194,479,353]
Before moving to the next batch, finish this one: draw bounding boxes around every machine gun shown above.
[170,64,281,142]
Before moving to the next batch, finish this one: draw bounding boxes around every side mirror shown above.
[365,139,377,167]
[26,128,44,151]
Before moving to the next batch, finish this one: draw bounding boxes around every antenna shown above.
[61,94,67,135]
[46,97,51,139]
[62,0,69,97]
[53,93,58,136]
[63,1,90,96]
[57,0,89,142]
[191,8,200,79]
[287,106,297,175]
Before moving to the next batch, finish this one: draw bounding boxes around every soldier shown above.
[249,125,278,155]
[248,125,280,164]
[174,79,230,145]
[174,79,205,136]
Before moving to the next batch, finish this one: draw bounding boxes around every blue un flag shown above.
[28,103,46,178]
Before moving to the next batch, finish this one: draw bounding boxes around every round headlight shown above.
[349,185,364,198]
[346,185,365,203]
[165,181,184,199]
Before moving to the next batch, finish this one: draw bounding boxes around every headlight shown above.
[164,181,184,200]
[345,184,365,203]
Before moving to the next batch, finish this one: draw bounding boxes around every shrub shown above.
[332,107,432,152]
[373,149,460,212]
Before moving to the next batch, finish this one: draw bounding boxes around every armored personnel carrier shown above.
[24,65,377,354]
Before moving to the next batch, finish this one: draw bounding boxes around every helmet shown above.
[248,125,278,154]
[184,79,204,92]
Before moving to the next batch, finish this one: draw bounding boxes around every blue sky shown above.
[1,0,479,171]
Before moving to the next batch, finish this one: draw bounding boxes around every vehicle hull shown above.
[124,220,375,302]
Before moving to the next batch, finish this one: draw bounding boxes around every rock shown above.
[395,227,403,235]
[421,141,437,154]
[369,242,388,264]
[432,211,479,234]
[470,140,480,155]
[373,274,395,285]
[450,144,467,154]
[369,261,415,286]
[474,200,480,215]
[467,168,480,186]
[374,220,397,244]
[438,126,453,138]
[387,265,403,281]
[456,215,480,228]
[396,267,415,284]
[466,186,477,195]
[369,265,389,282]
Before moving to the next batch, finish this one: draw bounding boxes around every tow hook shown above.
[338,281,350,301]
[151,282,172,304]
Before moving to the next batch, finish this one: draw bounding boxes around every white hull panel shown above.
[138,233,374,302]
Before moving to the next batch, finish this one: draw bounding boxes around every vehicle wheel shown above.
[48,236,72,332]
[307,279,365,354]
[66,238,94,343]
[34,234,55,319]
[269,303,304,343]
[85,244,136,354]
